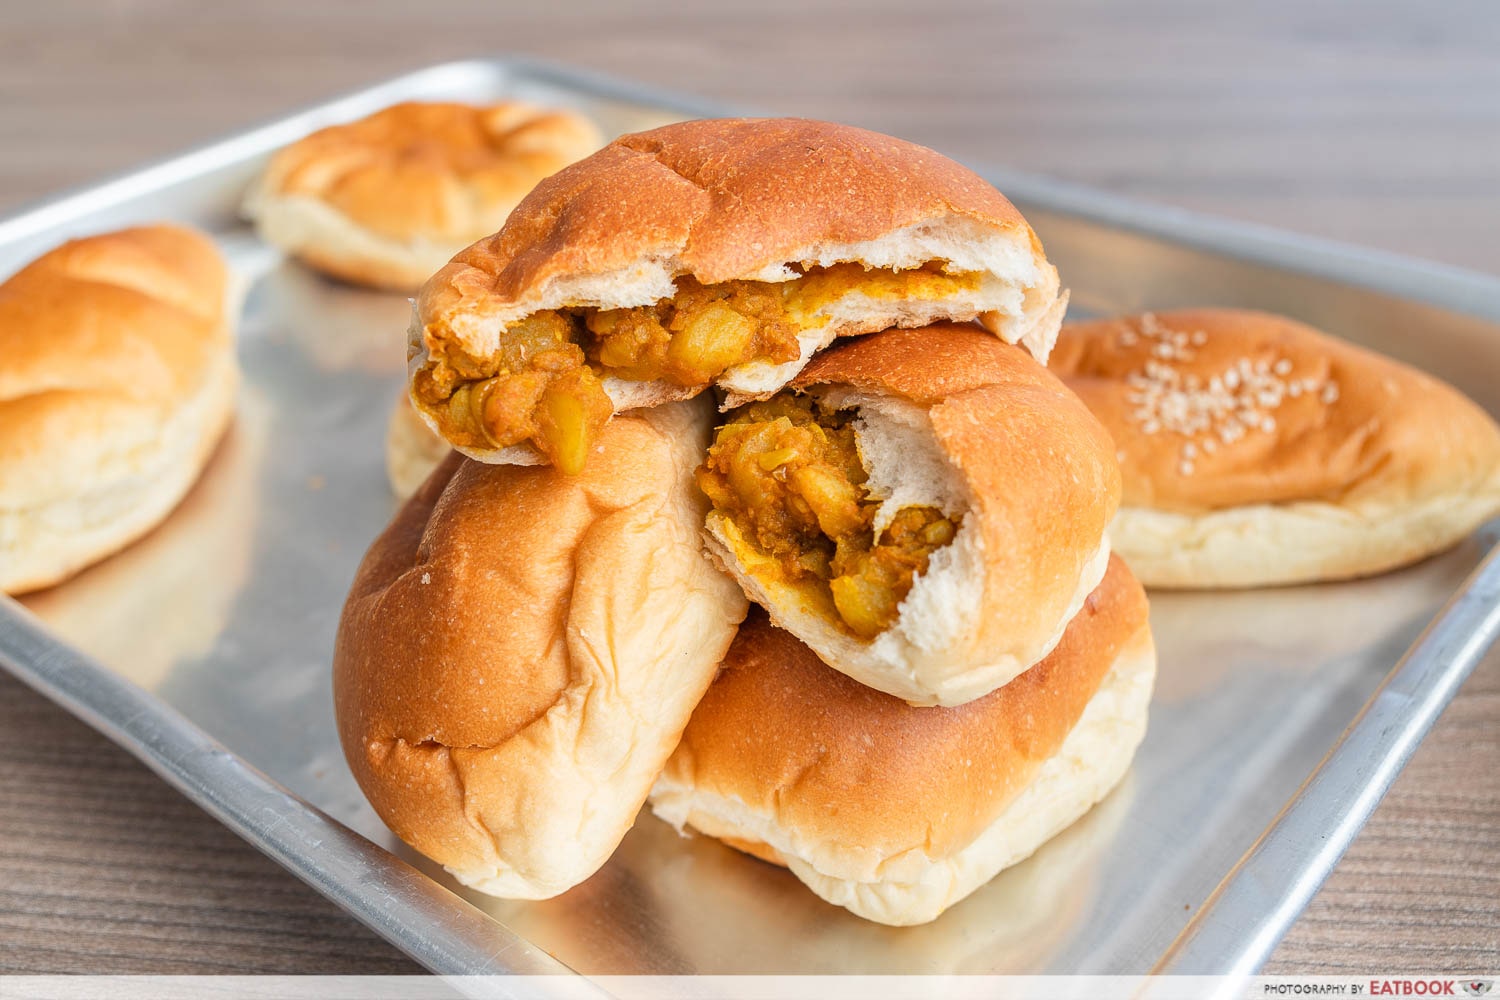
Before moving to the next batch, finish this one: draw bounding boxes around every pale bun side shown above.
[246,192,472,291]
[1111,485,1500,588]
[703,325,1120,706]
[0,225,238,594]
[244,101,603,291]
[3,354,236,594]
[1050,308,1500,585]
[797,628,1152,926]
[650,557,1154,926]
[385,390,452,499]
[334,399,748,899]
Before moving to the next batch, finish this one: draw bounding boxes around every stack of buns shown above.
[10,88,1495,943]
[335,117,1157,926]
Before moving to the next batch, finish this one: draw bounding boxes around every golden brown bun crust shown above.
[334,403,748,897]
[257,101,602,244]
[0,225,227,414]
[418,116,1039,327]
[668,555,1148,864]
[0,225,236,594]
[249,101,602,290]
[1049,309,1500,514]
[794,323,1122,673]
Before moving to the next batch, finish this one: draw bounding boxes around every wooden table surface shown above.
[2,0,1497,977]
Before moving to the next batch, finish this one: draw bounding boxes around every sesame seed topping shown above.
[1112,319,1345,477]
[1116,331,1341,472]
[1123,314,1200,362]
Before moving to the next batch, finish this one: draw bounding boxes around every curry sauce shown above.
[411,263,980,473]
[697,395,959,639]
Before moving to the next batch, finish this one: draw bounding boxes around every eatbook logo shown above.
[1462,982,1493,997]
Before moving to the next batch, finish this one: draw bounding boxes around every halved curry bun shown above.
[408,117,1067,474]
[650,555,1155,927]
[334,399,747,899]
[698,323,1120,707]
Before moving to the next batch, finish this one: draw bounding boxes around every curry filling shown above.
[697,395,960,639]
[411,263,980,474]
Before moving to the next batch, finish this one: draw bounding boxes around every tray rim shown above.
[1,54,1498,986]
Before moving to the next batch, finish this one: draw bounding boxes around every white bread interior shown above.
[702,388,1110,707]
[715,219,1067,400]
[649,626,1155,926]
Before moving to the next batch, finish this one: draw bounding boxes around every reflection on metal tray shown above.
[1,57,1498,991]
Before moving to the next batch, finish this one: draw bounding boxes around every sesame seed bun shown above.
[650,555,1155,926]
[333,399,748,899]
[410,117,1066,466]
[244,101,602,291]
[0,225,238,594]
[701,323,1120,707]
[1049,308,1500,587]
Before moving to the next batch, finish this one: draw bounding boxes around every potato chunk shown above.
[412,265,976,474]
[534,369,612,475]
[666,301,759,384]
[699,394,961,638]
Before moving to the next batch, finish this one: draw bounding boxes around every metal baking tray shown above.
[2,57,1498,988]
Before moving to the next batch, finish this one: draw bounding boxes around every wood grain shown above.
[1,0,1497,977]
